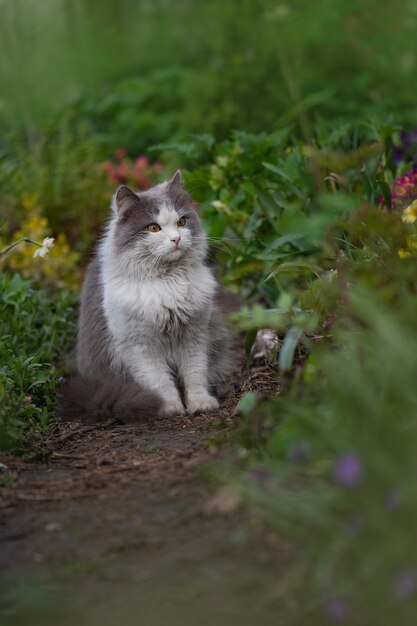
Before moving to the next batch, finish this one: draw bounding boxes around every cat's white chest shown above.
[104,264,215,335]
[139,266,215,330]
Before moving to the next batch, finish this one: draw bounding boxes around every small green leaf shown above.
[279,327,304,372]
[262,162,292,181]
[377,178,392,209]
[245,329,258,361]
[256,188,285,221]
[266,233,307,251]
[235,392,258,416]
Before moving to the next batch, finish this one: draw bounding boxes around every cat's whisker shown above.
[203,236,264,243]
[190,237,235,256]
[183,181,208,193]
[205,255,221,265]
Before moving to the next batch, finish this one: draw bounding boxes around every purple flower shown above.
[333,452,363,489]
[393,568,417,601]
[325,598,350,623]
[394,129,417,166]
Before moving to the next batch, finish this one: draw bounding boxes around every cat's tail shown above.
[57,375,163,424]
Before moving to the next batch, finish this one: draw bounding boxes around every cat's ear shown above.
[167,169,194,209]
[168,170,182,191]
[113,185,142,219]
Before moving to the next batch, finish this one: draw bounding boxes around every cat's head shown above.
[110,171,206,268]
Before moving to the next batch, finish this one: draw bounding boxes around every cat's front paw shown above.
[186,393,219,415]
[157,400,185,419]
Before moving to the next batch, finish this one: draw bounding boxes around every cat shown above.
[58,171,233,423]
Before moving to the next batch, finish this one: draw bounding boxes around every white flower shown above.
[33,237,55,258]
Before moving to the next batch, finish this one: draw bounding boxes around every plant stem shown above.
[0,237,40,260]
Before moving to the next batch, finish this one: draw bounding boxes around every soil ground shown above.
[0,369,289,626]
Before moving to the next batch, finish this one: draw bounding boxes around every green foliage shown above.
[0,120,112,249]
[0,117,168,261]
[239,292,417,624]
[208,123,417,622]
[1,0,417,140]
[0,273,76,451]
[71,70,185,156]
[0,4,416,616]
[185,129,315,302]
[182,120,394,307]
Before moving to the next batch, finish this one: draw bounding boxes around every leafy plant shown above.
[1,0,417,139]
[213,122,417,624]
[0,120,112,250]
[0,273,76,451]
[0,118,168,269]
[182,121,395,308]
[0,211,81,290]
[239,291,417,624]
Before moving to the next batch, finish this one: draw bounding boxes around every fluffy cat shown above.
[58,171,233,423]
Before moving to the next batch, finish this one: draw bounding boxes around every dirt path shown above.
[0,371,288,626]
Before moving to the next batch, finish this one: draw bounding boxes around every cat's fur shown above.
[58,172,233,423]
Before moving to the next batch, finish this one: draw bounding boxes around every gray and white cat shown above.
[59,172,233,423]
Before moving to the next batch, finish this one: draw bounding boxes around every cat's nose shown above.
[171,236,181,247]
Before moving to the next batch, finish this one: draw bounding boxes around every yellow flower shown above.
[398,248,411,259]
[22,193,40,211]
[398,235,417,259]
[407,236,417,249]
[402,200,417,224]
[2,212,81,289]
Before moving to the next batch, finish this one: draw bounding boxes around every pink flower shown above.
[114,148,128,160]
[102,155,163,188]
[153,161,164,173]
[389,168,417,211]
[135,156,149,170]
[102,161,124,183]
[134,173,151,189]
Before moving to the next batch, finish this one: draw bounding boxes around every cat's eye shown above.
[147,223,161,232]
[177,217,186,227]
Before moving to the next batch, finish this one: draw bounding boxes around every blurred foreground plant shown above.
[209,121,417,625]
[238,290,417,625]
